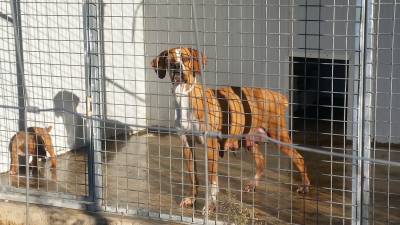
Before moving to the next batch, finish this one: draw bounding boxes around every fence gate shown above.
[0,0,399,225]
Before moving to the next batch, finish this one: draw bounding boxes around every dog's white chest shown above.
[173,84,197,131]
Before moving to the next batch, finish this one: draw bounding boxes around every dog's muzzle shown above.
[169,63,184,83]
[172,72,183,84]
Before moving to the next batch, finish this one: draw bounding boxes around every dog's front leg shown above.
[44,136,57,169]
[202,138,219,215]
[10,140,19,175]
[180,135,199,208]
[44,137,57,180]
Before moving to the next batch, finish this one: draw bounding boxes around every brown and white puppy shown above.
[9,126,57,175]
[151,47,310,213]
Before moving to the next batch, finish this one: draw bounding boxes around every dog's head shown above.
[150,47,207,85]
[28,126,52,140]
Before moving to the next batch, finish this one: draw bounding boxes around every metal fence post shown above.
[352,0,374,224]
[83,0,103,210]
[10,2,30,224]
[361,0,374,224]
[10,0,26,131]
[352,1,363,224]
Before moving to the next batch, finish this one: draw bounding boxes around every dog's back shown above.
[214,86,290,157]
[9,127,46,156]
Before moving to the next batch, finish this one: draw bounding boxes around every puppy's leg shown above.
[180,135,198,208]
[30,137,39,175]
[202,138,219,215]
[44,136,57,169]
[31,155,39,176]
[269,118,310,194]
[47,143,58,180]
[10,137,19,175]
[41,134,57,180]
[243,143,265,192]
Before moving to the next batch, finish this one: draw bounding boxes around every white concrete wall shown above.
[372,3,400,143]
[102,0,146,134]
[0,0,146,173]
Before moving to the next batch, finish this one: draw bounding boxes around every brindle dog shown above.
[151,47,310,213]
[9,126,57,175]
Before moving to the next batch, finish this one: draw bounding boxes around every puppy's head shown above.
[150,47,207,85]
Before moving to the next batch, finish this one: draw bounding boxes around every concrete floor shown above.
[0,200,179,225]
[1,125,399,225]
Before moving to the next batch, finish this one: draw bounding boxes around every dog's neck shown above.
[172,76,197,95]
[173,75,206,132]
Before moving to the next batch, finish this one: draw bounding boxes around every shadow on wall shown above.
[53,90,133,151]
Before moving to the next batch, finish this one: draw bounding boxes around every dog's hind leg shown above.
[268,118,310,194]
[244,143,265,192]
[180,135,199,208]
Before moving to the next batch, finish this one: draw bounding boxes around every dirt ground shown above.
[1,124,399,225]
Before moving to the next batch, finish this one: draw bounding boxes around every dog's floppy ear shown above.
[151,50,169,79]
[188,48,207,75]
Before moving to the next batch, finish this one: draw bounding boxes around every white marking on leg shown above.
[210,182,219,201]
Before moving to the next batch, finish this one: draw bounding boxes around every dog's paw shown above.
[296,185,310,194]
[202,202,217,215]
[243,181,257,192]
[9,168,17,175]
[180,197,195,208]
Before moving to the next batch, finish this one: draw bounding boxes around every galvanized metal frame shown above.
[10,0,25,132]
[352,0,374,224]
[9,1,29,224]
[360,0,374,224]
[83,0,103,210]
[2,0,104,216]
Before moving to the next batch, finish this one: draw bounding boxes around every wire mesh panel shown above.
[98,0,147,213]
[368,1,400,224]
[0,0,18,174]
[141,0,359,224]
[0,0,90,201]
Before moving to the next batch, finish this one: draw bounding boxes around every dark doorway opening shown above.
[290,57,348,146]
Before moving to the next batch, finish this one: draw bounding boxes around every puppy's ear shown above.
[151,50,168,79]
[46,126,53,133]
[188,48,207,75]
